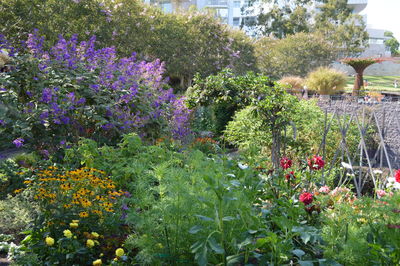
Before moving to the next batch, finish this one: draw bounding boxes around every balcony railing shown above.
[347,0,368,5]
[207,0,228,6]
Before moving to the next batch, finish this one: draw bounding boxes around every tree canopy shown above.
[0,0,257,89]
[243,0,368,56]
[255,32,337,78]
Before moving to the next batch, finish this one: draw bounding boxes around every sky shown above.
[364,0,400,40]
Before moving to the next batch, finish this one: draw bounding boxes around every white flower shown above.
[373,169,383,175]
[238,163,248,170]
[341,162,353,170]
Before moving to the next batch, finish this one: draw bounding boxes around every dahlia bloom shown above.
[299,192,313,205]
[280,157,292,169]
[308,155,325,170]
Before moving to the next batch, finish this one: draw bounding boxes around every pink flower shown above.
[376,189,386,198]
[280,157,292,170]
[319,186,330,194]
[299,192,313,205]
[308,155,325,170]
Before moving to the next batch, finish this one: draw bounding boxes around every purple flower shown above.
[13,138,24,148]
[41,149,50,159]
[41,88,52,103]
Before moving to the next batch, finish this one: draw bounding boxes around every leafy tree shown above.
[243,0,368,56]
[384,31,399,56]
[0,0,111,48]
[255,32,336,78]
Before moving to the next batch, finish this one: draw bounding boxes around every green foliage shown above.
[224,100,361,164]
[0,0,110,47]
[255,33,336,78]
[384,31,400,56]
[62,134,330,265]
[0,194,39,241]
[305,67,347,95]
[321,194,400,264]
[0,159,25,199]
[186,69,294,137]
[244,0,368,56]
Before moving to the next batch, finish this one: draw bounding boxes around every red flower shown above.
[308,155,325,170]
[285,171,295,181]
[395,169,400,183]
[280,157,292,169]
[299,192,313,205]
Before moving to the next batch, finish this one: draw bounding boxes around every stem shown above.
[218,197,227,266]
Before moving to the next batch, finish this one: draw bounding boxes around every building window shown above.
[233,0,241,8]
[233,17,240,26]
[243,16,256,25]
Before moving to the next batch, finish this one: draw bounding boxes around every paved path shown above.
[0,148,25,161]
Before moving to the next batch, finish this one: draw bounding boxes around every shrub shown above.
[279,76,305,92]
[16,166,128,265]
[0,33,191,151]
[305,67,347,95]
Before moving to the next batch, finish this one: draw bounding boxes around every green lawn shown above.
[346,75,400,92]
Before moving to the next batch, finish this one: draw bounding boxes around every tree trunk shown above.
[271,128,281,169]
[352,70,364,96]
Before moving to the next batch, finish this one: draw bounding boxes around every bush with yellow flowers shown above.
[16,166,130,265]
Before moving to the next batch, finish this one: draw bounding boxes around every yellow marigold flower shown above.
[13,189,23,194]
[23,180,32,184]
[92,259,102,265]
[91,232,100,239]
[70,222,79,228]
[63,230,73,238]
[72,220,79,223]
[115,248,124,257]
[79,211,89,218]
[45,236,55,246]
[87,239,95,248]
[64,204,72,208]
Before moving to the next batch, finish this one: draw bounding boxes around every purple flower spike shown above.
[13,138,24,148]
